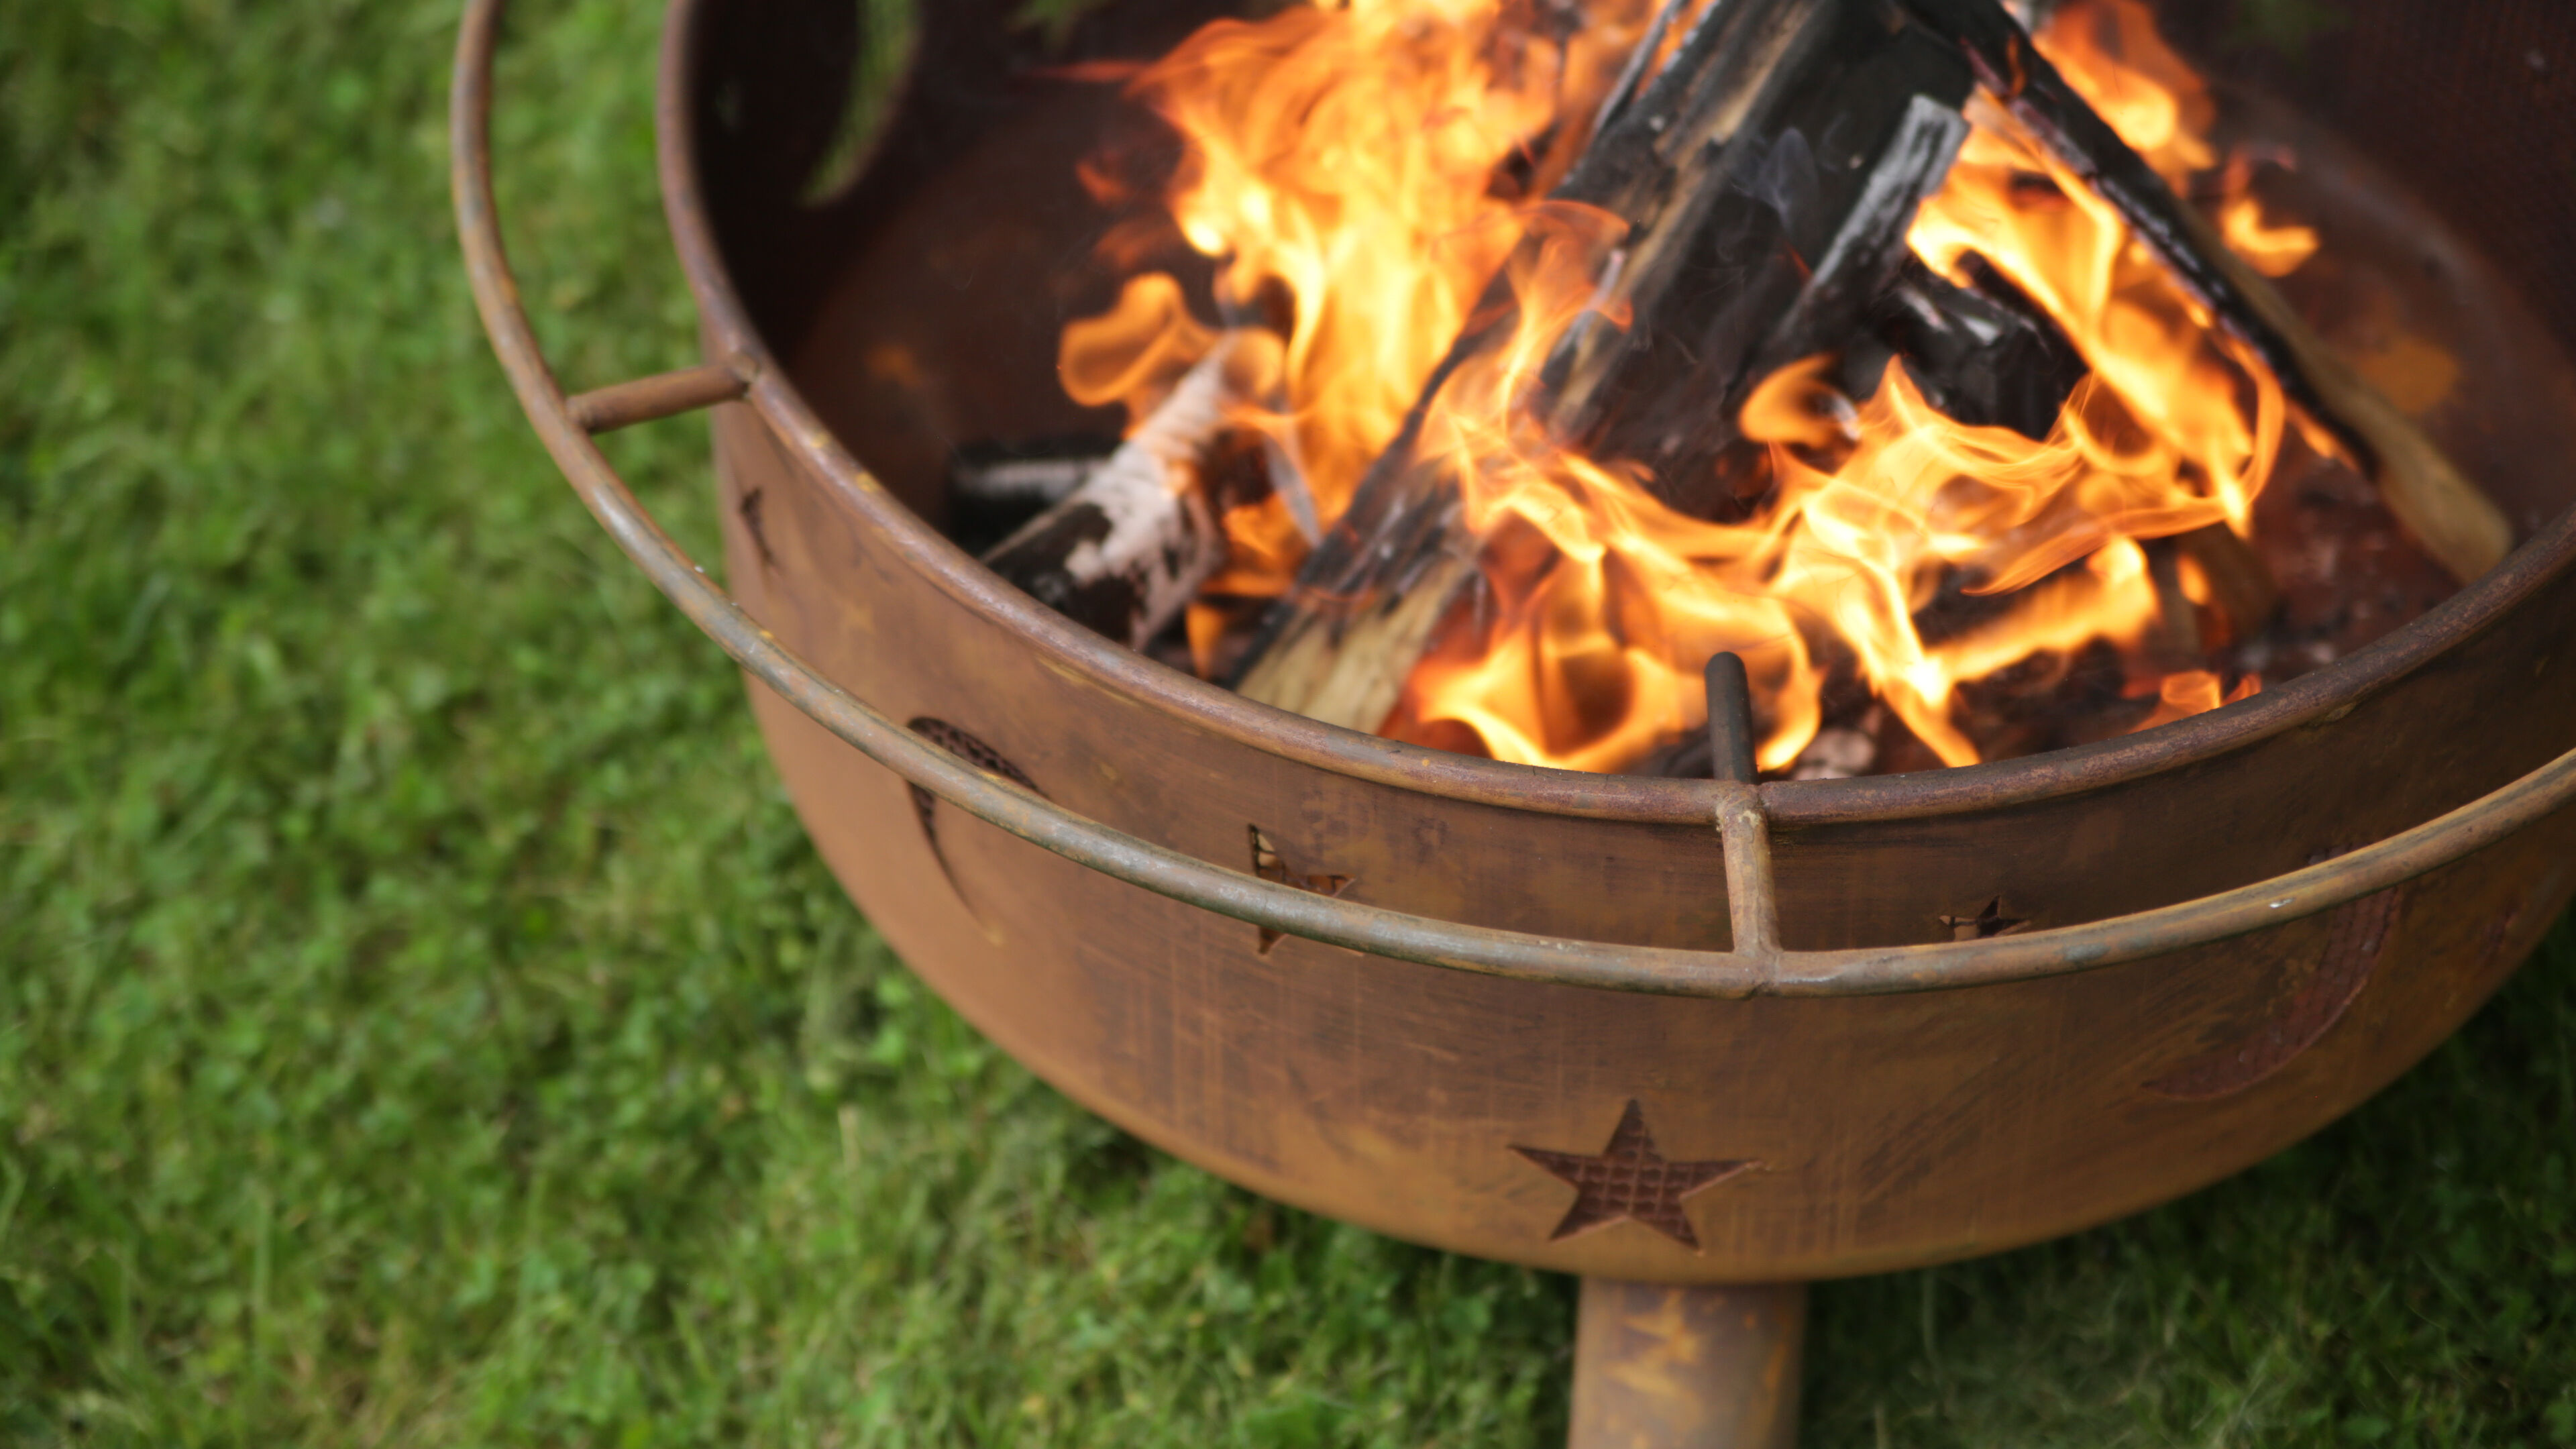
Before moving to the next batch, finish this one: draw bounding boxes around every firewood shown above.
[1236,0,1982,729]
[947,445,1111,554]
[1870,254,2087,441]
[1544,0,1980,504]
[983,331,1278,650]
[953,451,1099,509]
[1240,0,2504,740]
[1896,0,2513,584]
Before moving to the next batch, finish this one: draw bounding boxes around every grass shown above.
[1,0,2571,1444]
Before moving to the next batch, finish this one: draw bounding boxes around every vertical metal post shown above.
[1564,658,1805,1448]
[1704,653,1781,965]
[1568,1279,1808,1449]
[1703,653,1758,786]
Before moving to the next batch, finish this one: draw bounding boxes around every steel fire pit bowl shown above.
[456,0,2576,1434]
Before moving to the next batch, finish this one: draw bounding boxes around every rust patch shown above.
[2146,875,2403,1102]
[906,718,1045,920]
[1246,826,1354,956]
[1512,1100,1754,1252]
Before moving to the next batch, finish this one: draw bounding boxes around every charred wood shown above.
[1868,254,2087,441]
[982,332,1278,651]
[1238,0,2485,739]
[1236,0,1981,729]
[1898,0,2512,583]
[1542,0,1978,504]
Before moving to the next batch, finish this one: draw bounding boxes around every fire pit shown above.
[455,0,2576,1441]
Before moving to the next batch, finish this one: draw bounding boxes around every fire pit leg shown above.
[1567,1278,1808,1449]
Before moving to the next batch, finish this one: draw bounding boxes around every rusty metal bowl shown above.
[454,0,2576,1294]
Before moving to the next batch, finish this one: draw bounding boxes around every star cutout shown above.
[1938,896,2029,941]
[1511,1100,1754,1251]
[1248,826,1355,955]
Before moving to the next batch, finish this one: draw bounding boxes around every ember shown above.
[995,0,2514,777]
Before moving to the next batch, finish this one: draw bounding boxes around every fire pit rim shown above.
[451,0,2576,998]
[646,0,2576,833]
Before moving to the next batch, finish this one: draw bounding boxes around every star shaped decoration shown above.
[1511,1100,1754,1251]
[1248,826,1355,955]
[1938,896,2029,941]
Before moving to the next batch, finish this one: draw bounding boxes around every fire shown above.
[1066,0,2316,774]
[1063,0,1668,603]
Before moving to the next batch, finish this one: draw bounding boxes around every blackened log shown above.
[1541,0,1978,505]
[1864,250,2286,637]
[1869,254,2088,440]
[1898,0,2512,583]
[1234,0,1982,729]
[1240,0,2499,737]
[1872,253,2285,637]
[1586,0,1691,141]
[982,333,1272,650]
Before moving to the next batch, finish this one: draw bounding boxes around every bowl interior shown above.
[685,0,2576,811]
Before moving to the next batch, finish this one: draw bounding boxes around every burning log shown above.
[1236,0,2505,743]
[947,445,1109,555]
[1876,254,2286,643]
[1542,0,1980,505]
[1870,255,2086,442]
[1236,0,1983,729]
[1896,0,2513,586]
[981,331,1282,651]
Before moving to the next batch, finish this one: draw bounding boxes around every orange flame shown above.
[1072,0,2301,773]
[1086,0,1666,518]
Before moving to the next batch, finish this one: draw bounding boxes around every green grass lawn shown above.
[3,1,2572,1444]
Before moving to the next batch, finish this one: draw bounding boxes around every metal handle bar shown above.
[449,0,2576,1000]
